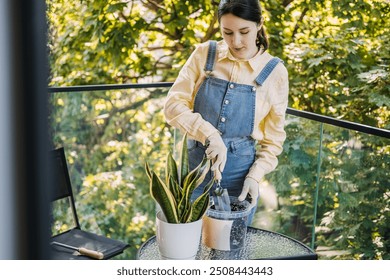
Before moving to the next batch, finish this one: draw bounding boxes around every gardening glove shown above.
[238,177,259,209]
[205,132,227,181]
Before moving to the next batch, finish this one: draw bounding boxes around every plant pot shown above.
[202,196,251,251]
[156,211,202,260]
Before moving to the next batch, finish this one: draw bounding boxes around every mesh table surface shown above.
[137,227,317,260]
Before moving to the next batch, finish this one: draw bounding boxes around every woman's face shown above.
[220,13,260,60]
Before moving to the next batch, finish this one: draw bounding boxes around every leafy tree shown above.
[266,117,389,259]
[47,0,220,84]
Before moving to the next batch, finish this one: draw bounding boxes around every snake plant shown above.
[145,133,214,223]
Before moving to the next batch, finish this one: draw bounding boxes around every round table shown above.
[137,227,317,260]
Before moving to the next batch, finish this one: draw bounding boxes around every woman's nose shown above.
[232,35,242,47]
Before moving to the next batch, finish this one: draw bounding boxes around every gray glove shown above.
[205,132,227,181]
[238,177,259,209]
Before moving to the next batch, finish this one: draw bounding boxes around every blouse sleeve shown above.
[163,43,219,144]
[247,64,289,182]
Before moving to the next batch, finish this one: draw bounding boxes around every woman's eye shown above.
[224,32,233,36]
[241,31,249,35]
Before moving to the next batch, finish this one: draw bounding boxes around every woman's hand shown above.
[205,132,227,181]
[238,177,259,209]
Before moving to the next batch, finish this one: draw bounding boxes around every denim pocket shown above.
[231,139,256,157]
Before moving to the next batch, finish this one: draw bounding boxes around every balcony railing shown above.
[49,83,390,260]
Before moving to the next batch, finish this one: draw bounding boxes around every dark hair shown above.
[218,0,269,50]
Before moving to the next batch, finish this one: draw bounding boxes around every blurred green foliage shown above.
[47,0,389,259]
[264,117,389,260]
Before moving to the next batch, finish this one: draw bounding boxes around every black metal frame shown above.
[50,147,81,229]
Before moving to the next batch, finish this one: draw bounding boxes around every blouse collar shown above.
[217,40,270,72]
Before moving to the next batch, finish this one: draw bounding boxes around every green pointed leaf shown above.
[145,161,152,180]
[146,134,212,224]
[149,172,179,223]
[168,175,180,202]
[179,133,189,185]
[187,177,215,222]
[187,194,210,223]
[181,205,193,223]
[166,152,179,185]
[192,158,210,190]
[177,157,210,221]
[182,157,210,199]
[177,192,190,220]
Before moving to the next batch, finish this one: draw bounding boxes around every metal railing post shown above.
[311,123,324,249]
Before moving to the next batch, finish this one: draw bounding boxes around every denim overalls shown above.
[189,41,282,224]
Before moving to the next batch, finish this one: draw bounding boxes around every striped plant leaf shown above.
[177,190,190,221]
[178,157,210,222]
[149,171,179,223]
[187,177,215,222]
[188,193,210,223]
[145,161,152,180]
[181,205,193,223]
[192,158,210,191]
[145,133,213,224]
[166,152,179,186]
[182,157,209,199]
[179,133,189,185]
[168,175,181,202]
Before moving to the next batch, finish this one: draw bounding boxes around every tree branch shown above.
[142,0,165,11]
[292,7,308,40]
[147,27,178,40]
[282,0,295,7]
[202,14,219,42]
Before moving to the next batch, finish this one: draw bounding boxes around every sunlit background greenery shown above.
[47,0,389,259]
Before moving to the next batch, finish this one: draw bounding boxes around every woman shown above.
[164,0,288,225]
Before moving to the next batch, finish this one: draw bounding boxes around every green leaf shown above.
[149,172,178,223]
[182,157,210,197]
[307,54,333,68]
[145,161,152,180]
[181,205,193,223]
[107,3,127,13]
[187,178,215,222]
[179,133,189,185]
[177,192,190,221]
[368,93,390,107]
[178,157,210,222]
[166,152,179,185]
[168,175,181,203]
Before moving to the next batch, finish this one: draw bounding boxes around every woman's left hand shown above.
[238,177,259,209]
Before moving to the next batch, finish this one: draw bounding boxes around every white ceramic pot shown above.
[156,211,202,260]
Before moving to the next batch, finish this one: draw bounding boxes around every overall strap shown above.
[255,57,283,86]
[204,40,217,74]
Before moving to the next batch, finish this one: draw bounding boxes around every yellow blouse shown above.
[164,40,289,182]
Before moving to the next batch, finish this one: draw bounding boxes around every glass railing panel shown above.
[252,114,323,250]
[49,85,389,260]
[315,125,389,260]
[49,87,174,259]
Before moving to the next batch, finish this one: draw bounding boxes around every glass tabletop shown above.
[137,227,317,260]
